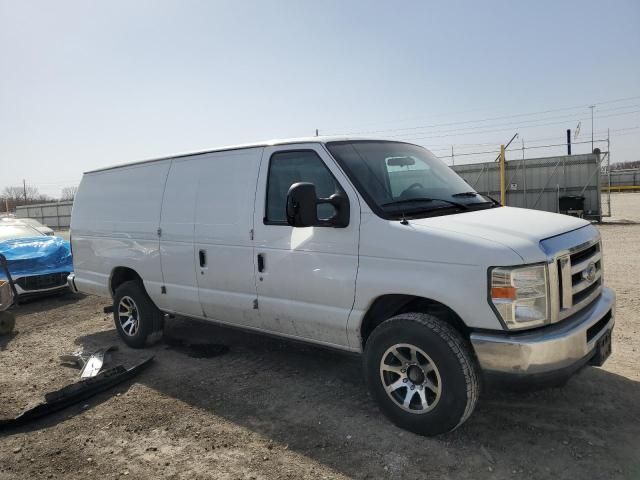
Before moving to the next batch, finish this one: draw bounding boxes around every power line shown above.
[360,104,640,139]
[423,125,640,151]
[396,109,640,142]
[457,126,640,148]
[434,138,608,160]
[324,95,640,135]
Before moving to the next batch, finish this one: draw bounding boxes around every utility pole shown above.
[499,145,506,206]
[522,138,527,207]
[451,145,455,166]
[23,179,27,205]
[589,105,595,152]
[566,129,572,155]
[315,129,319,137]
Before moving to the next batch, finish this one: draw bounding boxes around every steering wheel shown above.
[400,182,424,198]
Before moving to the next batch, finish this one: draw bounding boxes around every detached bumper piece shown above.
[59,345,118,379]
[0,356,153,431]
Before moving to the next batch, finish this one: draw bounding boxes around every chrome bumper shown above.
[67,272,79,293]
[470,287,615,375]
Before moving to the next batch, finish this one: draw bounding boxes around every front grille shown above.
[571,243,598,266]
[15,272,69,291]
[558,240,603,320]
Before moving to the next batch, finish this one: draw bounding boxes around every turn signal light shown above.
[491,286,517,299]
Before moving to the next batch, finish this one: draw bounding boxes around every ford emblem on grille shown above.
[582,262,597,283]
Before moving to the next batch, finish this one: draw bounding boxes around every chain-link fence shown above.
[607,168,640,190]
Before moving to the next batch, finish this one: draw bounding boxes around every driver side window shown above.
[265,150,341,224]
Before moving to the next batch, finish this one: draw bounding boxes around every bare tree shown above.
[0,184,56,212]
[2,184,40,204]
[60,186,79,201]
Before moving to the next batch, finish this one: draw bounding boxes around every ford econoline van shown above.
[69,138,615,435]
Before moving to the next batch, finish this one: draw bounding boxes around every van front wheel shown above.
[113,280,164,348]
[364,312,480,436]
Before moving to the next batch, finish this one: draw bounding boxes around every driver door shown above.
[252,144,361,348]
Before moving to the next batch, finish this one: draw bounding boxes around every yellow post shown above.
[499,144,506,205]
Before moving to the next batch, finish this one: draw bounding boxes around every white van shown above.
[69,138,615,435]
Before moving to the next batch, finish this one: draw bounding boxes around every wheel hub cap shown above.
[118,296,139,336]
[407,365,425,384]
[379,343,442,414]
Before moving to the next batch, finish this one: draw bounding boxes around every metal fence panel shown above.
[608,169,640,187]
[15,201,73,229]
[452,153,603,219]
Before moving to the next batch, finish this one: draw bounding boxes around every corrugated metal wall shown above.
[452,153,602,218]
[15,201,73,228]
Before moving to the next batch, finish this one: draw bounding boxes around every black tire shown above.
[364,312,480,436]
[113,280,164,348]
[0,311,16,335]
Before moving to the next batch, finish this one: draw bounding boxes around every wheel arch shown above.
[109,266,144,298]
[359,294,469,349]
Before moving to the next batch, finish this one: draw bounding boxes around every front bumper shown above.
[67,272,79,293]
[470,287,615,378]
[13,272,72,297]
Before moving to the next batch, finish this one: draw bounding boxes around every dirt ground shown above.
[1,194,639,480]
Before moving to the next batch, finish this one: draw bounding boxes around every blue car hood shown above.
[0,236,73,279]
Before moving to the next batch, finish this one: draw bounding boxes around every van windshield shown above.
[326,141,497,219]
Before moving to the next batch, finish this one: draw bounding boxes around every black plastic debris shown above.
[0,356,153,430]
[59,345,118,378]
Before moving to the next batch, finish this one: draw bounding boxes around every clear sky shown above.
[1,0,639,197]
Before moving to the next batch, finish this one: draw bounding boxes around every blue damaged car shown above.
[0,223,73,297]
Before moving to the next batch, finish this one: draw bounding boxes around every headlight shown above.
[490,264,549,330]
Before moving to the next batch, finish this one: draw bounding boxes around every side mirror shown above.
[286,183,350,228]
[286,182,319,227]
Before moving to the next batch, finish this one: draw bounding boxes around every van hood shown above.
[410,206,590,262]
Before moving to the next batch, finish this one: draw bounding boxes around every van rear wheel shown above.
[113,280,164,348]
[364,312,480,436]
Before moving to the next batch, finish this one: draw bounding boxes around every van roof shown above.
[84,136,413,174]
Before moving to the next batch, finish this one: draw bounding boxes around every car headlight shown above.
[490,264,549,330]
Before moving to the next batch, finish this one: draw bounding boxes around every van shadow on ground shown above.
[70,316,640,478]
[15,291,86,314]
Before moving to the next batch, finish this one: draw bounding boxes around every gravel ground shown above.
[606,191,640,223]
[1,194,639,480]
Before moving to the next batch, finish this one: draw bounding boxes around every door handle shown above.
[199,249,207,267]
[257,253,265,273]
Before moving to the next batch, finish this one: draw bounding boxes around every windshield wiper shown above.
[381,197,469,211]
[452,191,478,197]
[452,191,501,207]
